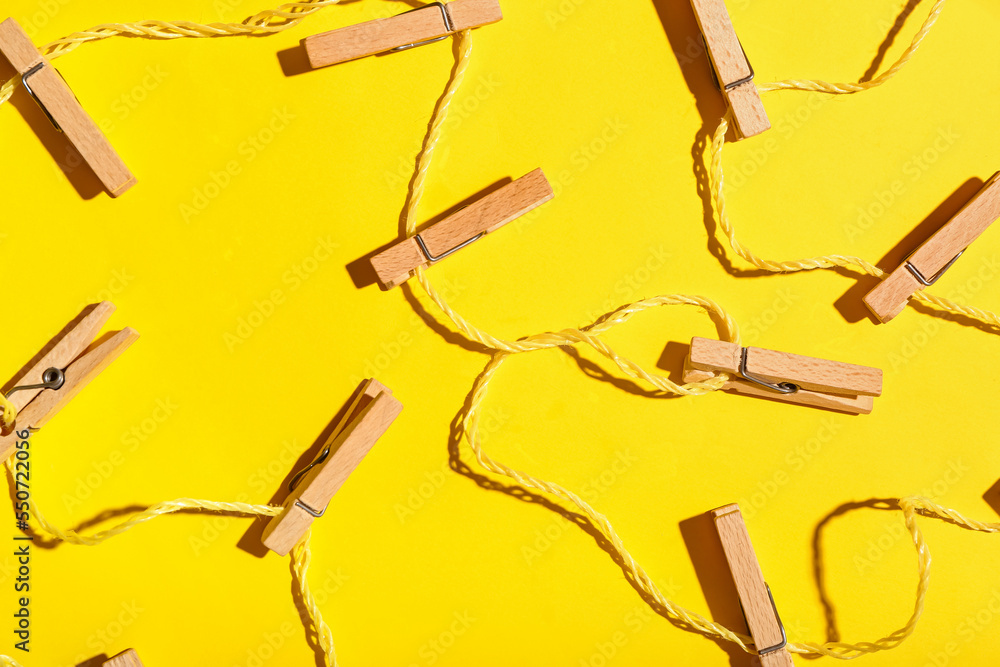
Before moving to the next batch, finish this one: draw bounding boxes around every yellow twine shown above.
[2,0,996,663]
[391,0,996,659]
[708,0,1000,330]
[292,530,340,667]
[27,494,279,546]
[458,353,1000,658]
[404,33,741,398]
[0,0,338,106]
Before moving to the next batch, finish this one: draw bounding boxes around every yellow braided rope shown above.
[1,0,994,664]
[709,0,1000,330]
[0,0,338,106]
[0,0,341,428]
[4,451,349,664]
[403,32,741,400]
[389,0,996,659]
[458,349,1000,659]
[292,530,340,667]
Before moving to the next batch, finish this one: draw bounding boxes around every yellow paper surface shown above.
[2,0,1000,665]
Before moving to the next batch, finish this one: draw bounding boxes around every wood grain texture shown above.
[0,325,138,460]
[262,380,403,556]
[688,0,768,139]
[864,172,1000,323]
[683,366,874,414]
[0,18,135,197]
[725,82,770,139]
[304,0,502,68]
[0,18,42,72]
[370,168,554,289]
[712,504,795,666]
[103,649,144,667]
[3,302,115,415]
[759,651,795,667]
[862,266,920,323]
[688,337,882,396]
[448,0,503,30]
[688,0,750,86]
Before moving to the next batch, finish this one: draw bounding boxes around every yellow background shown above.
[2,0,1000,665]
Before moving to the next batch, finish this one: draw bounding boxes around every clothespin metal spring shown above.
[738,348,797,395]
[415,231,483,262]
[21,62,66,132]
[703,36,755,92]
[905,249,964,287]
[5,367,65,398]
[290,457,329,517]
[288,447,330,493]
[391,2,454,52]
[739,583,788,655]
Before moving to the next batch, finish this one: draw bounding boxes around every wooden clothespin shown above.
[712,504,794,666]
[262,378,402,556]
[688,0,769,139]
[0,302,138,457]
[304,0,503,69]
[370,168,553,289]
[864,172,1000,323]
[103,649,144,667]
[0,18,136,197]
[682,337,882,414]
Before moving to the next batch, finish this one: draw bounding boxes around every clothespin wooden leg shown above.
[103,649,144,667]
[304,0,503,68]
[712,504,795,666]
[370,168,554,289]
[688,0,769,139]
[864,172,1000,323]
[0,18,136,197]
[682,337,882,414]
[0,302,137,457]
[261,379,402,556]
